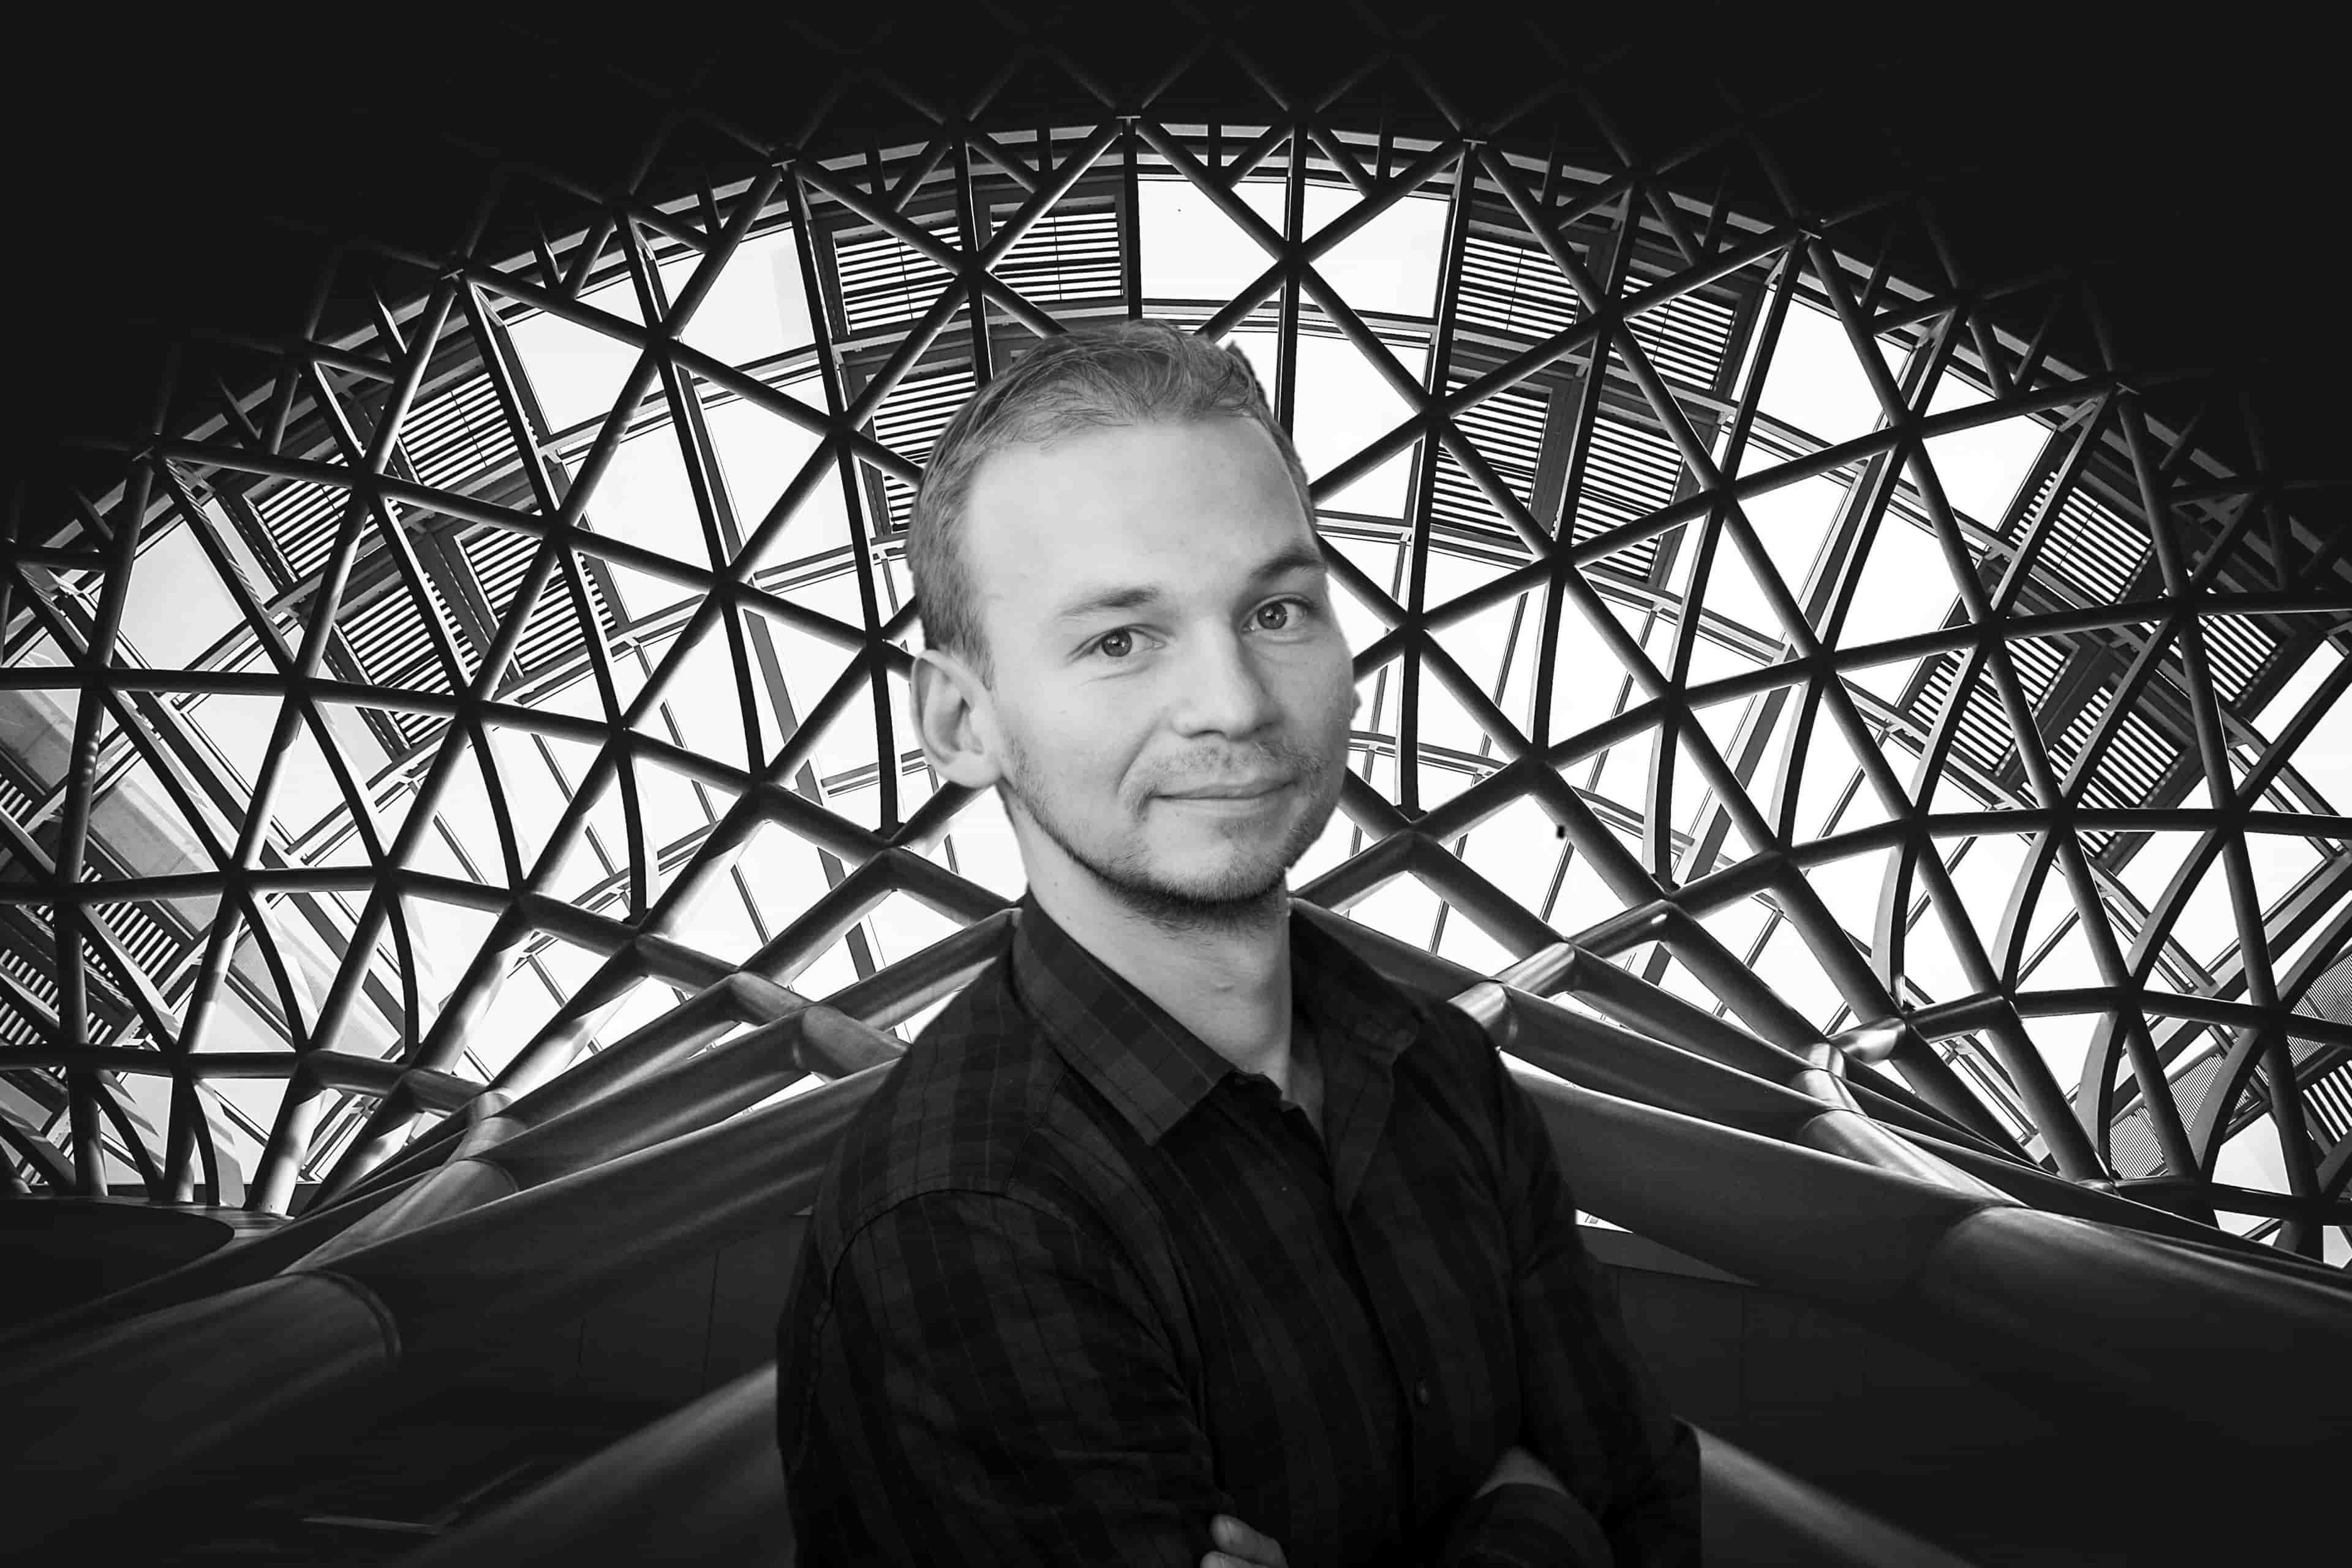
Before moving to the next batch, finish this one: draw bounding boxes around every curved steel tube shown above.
[4,908,2347,1551]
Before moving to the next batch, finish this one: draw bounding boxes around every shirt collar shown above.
[1009,892,1420,1147]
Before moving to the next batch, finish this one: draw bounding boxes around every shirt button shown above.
[1415,1379,1431,1408]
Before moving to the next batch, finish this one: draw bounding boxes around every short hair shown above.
[907,320,1315,680]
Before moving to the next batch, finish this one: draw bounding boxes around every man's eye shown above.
[1095,628,1135,658]
[1253,598,1308,631]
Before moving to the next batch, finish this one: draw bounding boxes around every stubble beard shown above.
[999,731,1341,938]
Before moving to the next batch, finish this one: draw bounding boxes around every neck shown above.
[1027,862,1296,1082]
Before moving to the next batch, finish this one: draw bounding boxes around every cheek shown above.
[1009,690,1158,791]
[1300,649,1359,737]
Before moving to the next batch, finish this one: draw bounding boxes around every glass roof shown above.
[3,116,2347,1264]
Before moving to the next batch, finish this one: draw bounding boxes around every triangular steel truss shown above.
[3,14,2348,1268]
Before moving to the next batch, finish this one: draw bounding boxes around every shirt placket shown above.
[1314,1037,1443,1544]
[1317,1006,1458,1542]
[1231,1071,1416,1537]
[1335,1157,1447,1540]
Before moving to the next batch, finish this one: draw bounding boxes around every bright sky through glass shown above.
[499,176,2344,1172]
[45,162,2339,1256]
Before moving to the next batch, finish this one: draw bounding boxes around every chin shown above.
[1150,831,1300,895]
[1098,844,1296,925]
[1135,791,1335,908]
[1121,877,1291,933]
[1157,862,1292,907]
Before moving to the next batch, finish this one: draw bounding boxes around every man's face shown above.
[952,416,1355,922]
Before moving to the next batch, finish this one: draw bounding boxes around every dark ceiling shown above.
[6,1,2342,507]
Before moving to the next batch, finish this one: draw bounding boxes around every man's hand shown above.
[1474,1443,1570,1501]
[1202,1513,1288,1568]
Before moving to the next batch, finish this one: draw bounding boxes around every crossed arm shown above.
[1215,1024,1702,1567]
[777,1039,1695,1565]
[780,1186,1223,1565]
[1464,1016,1702,1564]
[1208,1446,1610,1568]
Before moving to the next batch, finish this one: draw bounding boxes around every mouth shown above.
[1160,778,1292,802]
[1157,780,1289,804]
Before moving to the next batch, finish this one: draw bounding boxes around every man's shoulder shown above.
[1307,935,1490,1064]
[803,952,1102,1254]
[1343,956,1510,1107]
[1292,907,1488,1050]
[1414,986,1499,1056]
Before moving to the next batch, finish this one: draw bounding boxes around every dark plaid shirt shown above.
[776,897,1698,1566]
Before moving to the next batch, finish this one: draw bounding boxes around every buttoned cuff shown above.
[1430,1480,1614,1568]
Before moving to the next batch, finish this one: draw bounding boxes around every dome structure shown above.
[4,5,2348,1561]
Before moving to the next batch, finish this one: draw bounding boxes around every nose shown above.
[1169,628,1278,739]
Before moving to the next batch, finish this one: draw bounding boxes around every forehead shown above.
[960,417,1316,628]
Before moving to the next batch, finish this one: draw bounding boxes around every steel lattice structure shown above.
[4,9,2350,1278]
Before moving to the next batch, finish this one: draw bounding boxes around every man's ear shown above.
[912,647,1005,789]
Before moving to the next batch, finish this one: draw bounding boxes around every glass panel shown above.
[10,112,2337,1265]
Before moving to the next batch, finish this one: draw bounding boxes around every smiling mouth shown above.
[1161,780,1291,801]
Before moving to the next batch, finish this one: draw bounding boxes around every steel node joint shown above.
[1826,1018,1910,1065]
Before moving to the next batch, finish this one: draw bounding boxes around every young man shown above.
[775,322,1698,1566]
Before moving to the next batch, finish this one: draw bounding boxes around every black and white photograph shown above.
[2,4,2345,1563]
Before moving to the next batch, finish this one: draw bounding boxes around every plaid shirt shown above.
[776,897,1698,1566]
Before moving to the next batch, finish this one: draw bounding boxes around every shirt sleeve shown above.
[778,1186,1230,1566]
[1431,1480,1615,1567]
[1505,1040,1702,1565]
[1433,1009,1703,1567]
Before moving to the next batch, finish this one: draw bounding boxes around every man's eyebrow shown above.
[1051,583,1165,624]
[1250,543,1330,583]
[1049,545,1328,625]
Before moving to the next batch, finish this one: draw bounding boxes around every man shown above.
[775,321,1698,1566]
